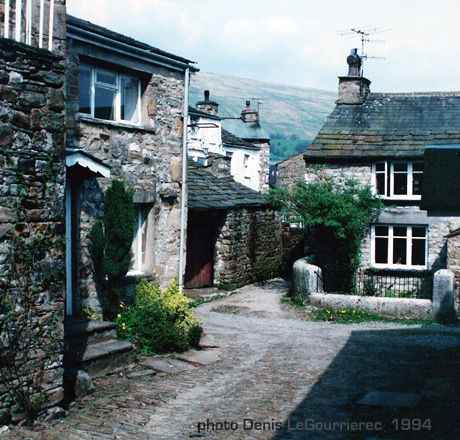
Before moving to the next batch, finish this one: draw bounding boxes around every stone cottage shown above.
[185,158,282,289]
[65,15,198,316]
[278,50,460,298]
[192,91,271,193]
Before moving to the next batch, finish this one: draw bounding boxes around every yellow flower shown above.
[326,310,330,314]
[120,304,124,308]
[117,314,121,318]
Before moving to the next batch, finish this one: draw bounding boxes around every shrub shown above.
[88,180,135,319]
[267,177,382,292]
[116,279,202,354]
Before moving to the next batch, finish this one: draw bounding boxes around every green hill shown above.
[189,71,336,162]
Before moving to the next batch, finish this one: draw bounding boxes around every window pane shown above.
[376,173,386,195]
[394,163,408,172]
[412,239,426,266]
[412,227,426,238]
[413,162,423,172]
[413,172,423,195]
[94,87,116,120]
[376,162,385,172]
[120,76,139,123]
[96,69,117,86]
[375,237,388,264]
[78,68,91,114]
[393,238,407,265]
[375,225,389,237]
[393,226,407,237]
[393,173,408,195]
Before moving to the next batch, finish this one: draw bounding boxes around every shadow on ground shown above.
[273,326,460,440]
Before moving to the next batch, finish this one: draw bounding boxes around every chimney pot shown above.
[204,90,210,102]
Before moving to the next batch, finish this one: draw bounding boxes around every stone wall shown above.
[0,38,66,422]
[66,47,186,313]
[281,223,306,275]
[276,152,305,188]
[214,208,282,288]
[257,140,270,193]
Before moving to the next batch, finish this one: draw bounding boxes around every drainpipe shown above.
[178,67,189,293]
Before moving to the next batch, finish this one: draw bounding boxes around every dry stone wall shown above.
[214,208,282,288]
[0,38,66,422]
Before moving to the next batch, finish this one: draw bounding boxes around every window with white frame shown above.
[78,65,140,124]
[129,205,150,274]
[372,225,427,269]
[372,161,423,199]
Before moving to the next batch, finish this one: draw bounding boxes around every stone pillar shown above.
[292,258,323,299]
[432,269,458,323]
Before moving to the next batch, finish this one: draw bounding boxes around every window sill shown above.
[76,115,155,133]
[370,265,429,272]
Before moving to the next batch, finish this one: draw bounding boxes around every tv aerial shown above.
[336,26,390,75]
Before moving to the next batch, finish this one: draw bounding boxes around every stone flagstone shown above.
[140,357,195,374]
[176,349,221,366]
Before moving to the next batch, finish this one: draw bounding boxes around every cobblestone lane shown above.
[4,279,460,439]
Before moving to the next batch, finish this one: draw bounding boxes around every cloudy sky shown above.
[67,0,460,93]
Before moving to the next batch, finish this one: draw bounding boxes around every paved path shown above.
[4,279,460,439]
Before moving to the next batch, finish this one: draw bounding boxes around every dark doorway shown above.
[185,210,222,288]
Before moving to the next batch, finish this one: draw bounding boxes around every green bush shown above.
[88,180,135,319]
[267,177,382,292]
[116,279,202,354]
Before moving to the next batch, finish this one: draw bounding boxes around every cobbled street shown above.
[3,279,460,440]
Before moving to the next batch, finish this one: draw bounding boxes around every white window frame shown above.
[371,224,428,269]
[128,206,149,275]
[78,64,141,125]
[371,161,423,200]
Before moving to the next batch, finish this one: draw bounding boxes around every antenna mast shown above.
[336,26,390,75]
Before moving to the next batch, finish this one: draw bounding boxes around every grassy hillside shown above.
[189,71,336,162]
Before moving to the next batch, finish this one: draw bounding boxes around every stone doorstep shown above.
[65,320,118,347]
[357,391,421,408]
[77,340,134,363]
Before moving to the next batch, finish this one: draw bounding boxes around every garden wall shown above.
[214,208,282,288]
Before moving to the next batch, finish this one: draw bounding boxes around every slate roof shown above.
[222,118,270,142]
[187,161,270,210]
[305,92,460,161]
[221,129,260,151]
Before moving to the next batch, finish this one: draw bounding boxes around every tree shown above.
[89,180,135,319]
[267,177,382,292]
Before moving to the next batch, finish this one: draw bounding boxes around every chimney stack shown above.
[241,100,259,123]
[196,90,219,116]
[337,49,371,104]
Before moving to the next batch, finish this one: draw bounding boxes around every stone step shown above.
[64,319,118,350]
[65,339,136,378]
[64,319,136,378]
